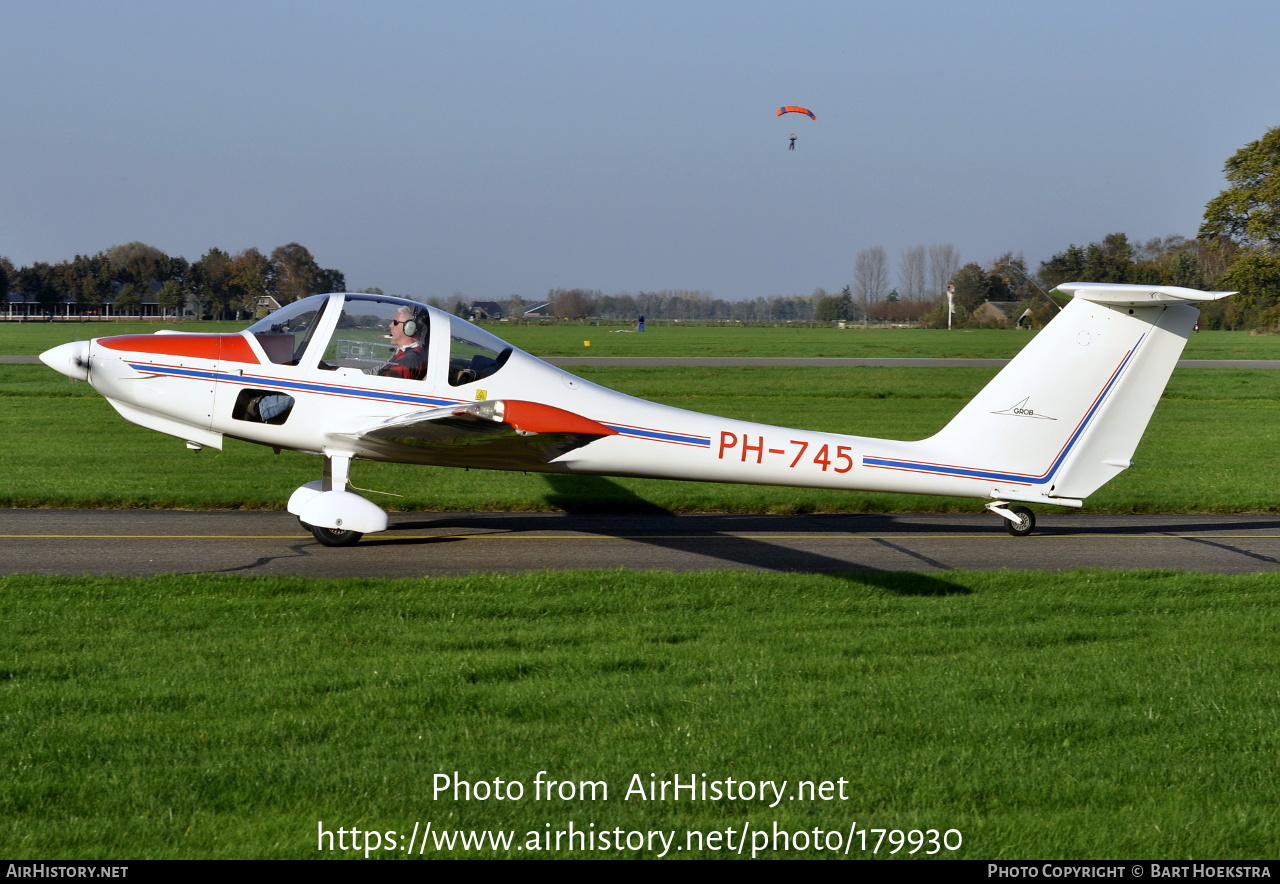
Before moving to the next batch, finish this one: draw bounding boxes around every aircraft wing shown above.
[330,399,618,470]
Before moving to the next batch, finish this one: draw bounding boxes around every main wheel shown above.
[303,521,364,547]
[1004,505,1036,537]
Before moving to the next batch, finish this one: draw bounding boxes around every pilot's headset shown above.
[398,308,427,339]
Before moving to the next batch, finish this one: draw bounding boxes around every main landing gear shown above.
[986,501,1036,537]
[287,452,389,547]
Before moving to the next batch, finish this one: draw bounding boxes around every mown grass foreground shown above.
[3,570,1278,859]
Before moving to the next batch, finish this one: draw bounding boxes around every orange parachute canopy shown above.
[776,106,816,120]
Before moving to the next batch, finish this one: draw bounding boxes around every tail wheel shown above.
[303,521,364,547]
[1004,505,1036,537]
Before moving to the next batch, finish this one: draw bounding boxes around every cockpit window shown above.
[246,297,329,365]
[447,316,512,386]
[319,296,430,380]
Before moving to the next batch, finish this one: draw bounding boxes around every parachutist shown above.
[777,106,814,151]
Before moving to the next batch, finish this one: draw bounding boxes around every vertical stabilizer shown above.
[913,283,1232,505]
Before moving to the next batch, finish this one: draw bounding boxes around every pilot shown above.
[377,306,428,381]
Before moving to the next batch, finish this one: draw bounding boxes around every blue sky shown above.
[3,0,1277,301]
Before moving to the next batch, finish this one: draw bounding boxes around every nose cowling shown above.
[40,341,91,382]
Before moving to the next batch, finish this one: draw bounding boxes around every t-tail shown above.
[878,283,1232,533]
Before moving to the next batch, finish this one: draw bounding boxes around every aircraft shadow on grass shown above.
[1009,516,1280,568]
[376,473,1280,583]
[385,473,972,596]
[1163,533,1280,566]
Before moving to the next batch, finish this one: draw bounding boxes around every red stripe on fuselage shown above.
[99,334,260,364]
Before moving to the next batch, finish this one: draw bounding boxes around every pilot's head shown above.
[390,306,424,346]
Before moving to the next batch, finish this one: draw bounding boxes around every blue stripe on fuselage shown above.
[601,424,710,447]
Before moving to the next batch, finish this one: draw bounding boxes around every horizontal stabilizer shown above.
[1056,282,1234,307]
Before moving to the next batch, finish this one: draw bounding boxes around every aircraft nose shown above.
[40,341,91,382]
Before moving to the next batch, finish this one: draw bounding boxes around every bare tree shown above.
[928,244,961,299]
[853,247,889,315]
[899,245,927,301]
[550,288,597,319]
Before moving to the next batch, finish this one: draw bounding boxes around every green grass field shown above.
[3,569,1278,859]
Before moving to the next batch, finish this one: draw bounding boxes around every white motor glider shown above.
[40,283,1231,545]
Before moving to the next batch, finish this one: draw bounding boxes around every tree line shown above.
[534,213,1270,329]
[0,242,344,319]
[533,289,885,323]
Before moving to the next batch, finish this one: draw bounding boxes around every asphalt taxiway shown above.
[3,510,1279,578]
